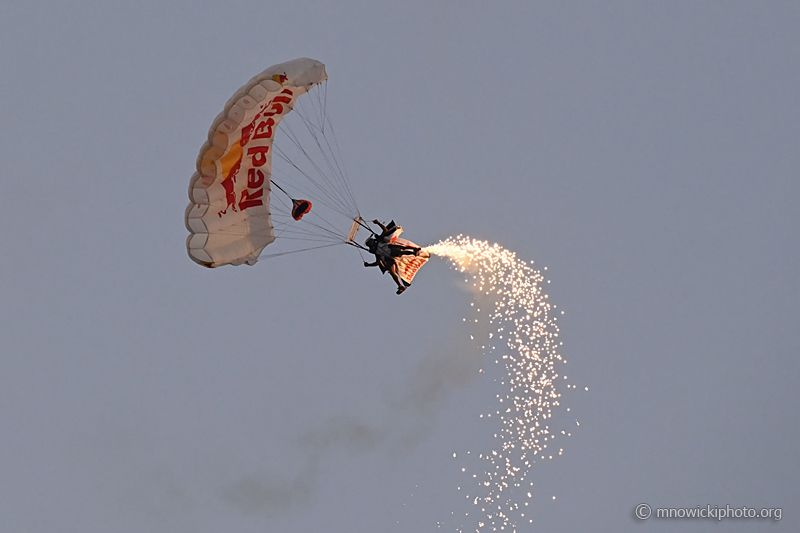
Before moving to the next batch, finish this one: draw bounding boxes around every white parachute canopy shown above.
[185,58,360,267]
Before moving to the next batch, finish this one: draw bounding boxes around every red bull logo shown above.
[403,257,427,278]
[217,156,242,217]
[272,72,289,85]
[217,88,295,218]
[399,254,429,284]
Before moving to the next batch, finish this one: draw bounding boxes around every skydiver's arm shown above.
[372,220,389,233]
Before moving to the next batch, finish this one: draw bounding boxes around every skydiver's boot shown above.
[396,286,406,295]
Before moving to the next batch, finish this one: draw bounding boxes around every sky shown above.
[1,1,798,532]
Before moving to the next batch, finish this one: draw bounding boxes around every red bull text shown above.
[217,88,296,217]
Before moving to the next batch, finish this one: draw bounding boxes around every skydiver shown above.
[363,219,422,295]
[363,236,406,294]
[371,219,422,257]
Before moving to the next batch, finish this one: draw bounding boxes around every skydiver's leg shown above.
[388,263,404,290]
[388,244,414,257]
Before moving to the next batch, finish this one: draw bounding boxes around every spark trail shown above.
[426,236,577,532]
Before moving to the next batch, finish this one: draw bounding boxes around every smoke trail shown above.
[219,285,487,515]
[219,350,483,516]
[220,416,381,514]
[427,236,576,533]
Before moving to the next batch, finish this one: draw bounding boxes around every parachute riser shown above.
[345,217,373,252]
[346,241,369,251]
[346,217,367,242]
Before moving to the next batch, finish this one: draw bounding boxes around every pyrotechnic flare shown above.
[427,236,575,533]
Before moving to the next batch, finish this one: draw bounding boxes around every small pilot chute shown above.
[291,199,312,220]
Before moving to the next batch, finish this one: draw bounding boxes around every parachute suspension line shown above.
[271,212,343,240]
[321,82,328,134]
[271,153,352,222]
[307,81,326,134]
[270,187,350,244]
[267,178,340,241]
[269,193,347,243]
[317,84,353,212]
[346,240,369,252]
[348,240,371,266]
[273,126,354,219]
[270,83,362,255]
[280,117,354,220]
[273,147,352,222]
[280,102,350,211]
[358,217,377,236]
[290,93,359,217]
[257,242,341,260]
[296,96,343,188]
[291,211,348,241]
[295,96,359,218]
[316,103,359,217]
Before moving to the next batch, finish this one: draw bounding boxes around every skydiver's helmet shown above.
[365,236,377,253]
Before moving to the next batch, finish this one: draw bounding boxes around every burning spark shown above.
[426,236,576,533]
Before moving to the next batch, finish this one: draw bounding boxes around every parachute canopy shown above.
[186,58,357,268]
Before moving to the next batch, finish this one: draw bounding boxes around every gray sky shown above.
[1,1,798,532]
